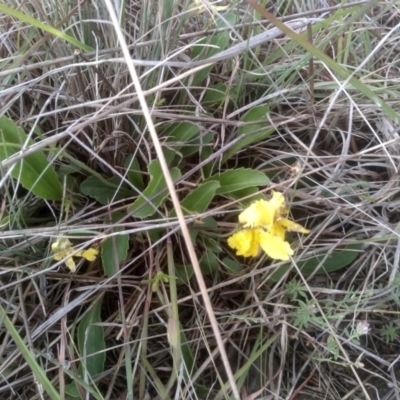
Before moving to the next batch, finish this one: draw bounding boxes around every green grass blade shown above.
[0,304,61,400]
[0,4,92,52]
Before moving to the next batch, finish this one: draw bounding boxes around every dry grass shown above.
[2,1,400,399]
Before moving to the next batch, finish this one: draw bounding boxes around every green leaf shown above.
[223,106,274,162]
[200,250,219,275]
[175,263,194,284]
[101,212,129,277]
[201,143,213,178]
[162,122,201,165]
[180,181,220,213]
[124,155,144,191]
[128,160,181,218]
[0,116,63,200]
[221,257,244,274]
[180,132,213,159]
[191,13,237,86]
[80,175,132,204]
[206,168,269,194]
[269,243,363,281]
[228,187,266,207]
[203,83,238,106]
[64,371,104,400]
[78,295,105,380]
[163,122,200,144]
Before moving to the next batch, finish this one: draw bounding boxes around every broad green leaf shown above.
[200,249,219,275]
[203,83,227,105]
[202,236,223,254]
[128,160,181,218]
[80,175,132,204]
[64,371,104,400]
[101,212,129,277]
[78,295,105,380]
[201,216,217,228]
[201,143,213,178]
[188,216,218,245]
[180,132,213,159]
[175,263,194,284]
[180,181,220,213]
[163,147,177,166]
[162,122,201,165]
[163,122,200,144]
[222,257,244,274]
[191,13,237,86]
[228,187,266,207]
[223,106,274,162]
[206,168,269,194]
[203,83,238,106]
[57,163,83,177]
[0,116,62,200]
[269,243,363,281]
[124,155,144,191]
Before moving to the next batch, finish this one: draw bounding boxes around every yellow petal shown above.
[52,248,74,262]
[65,257,76,273]
[188,0,229,15]
[257,230,294,261]
[53,254,63,261]
[238,200,274,228]
[268,221,286,239]
[228,229,259,257]
[51,238,73,253]
[269,191,287,218]
[76,248,98,261]
[277,218,310,234]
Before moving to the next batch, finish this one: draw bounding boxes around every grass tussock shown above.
[2,1,400,399]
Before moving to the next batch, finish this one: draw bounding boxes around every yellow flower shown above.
[51,237,98,273]
[187,0,229,16]
[228,192,309,261]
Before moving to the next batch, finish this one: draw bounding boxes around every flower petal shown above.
[257,230,294,261]
[76,248,99,261]
[53,254,63,261]
[228,229,259,257]
[51,238,73,252]
[268,221,286,239]
[269,191,287,218]
[52,248,73,261]
[277,218,310,234]
[65,257,76,272]
[238,200,274,228]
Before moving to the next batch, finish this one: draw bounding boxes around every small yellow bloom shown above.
[228,191,309,261]
[51,237,98,272]
[187,0,229,16]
